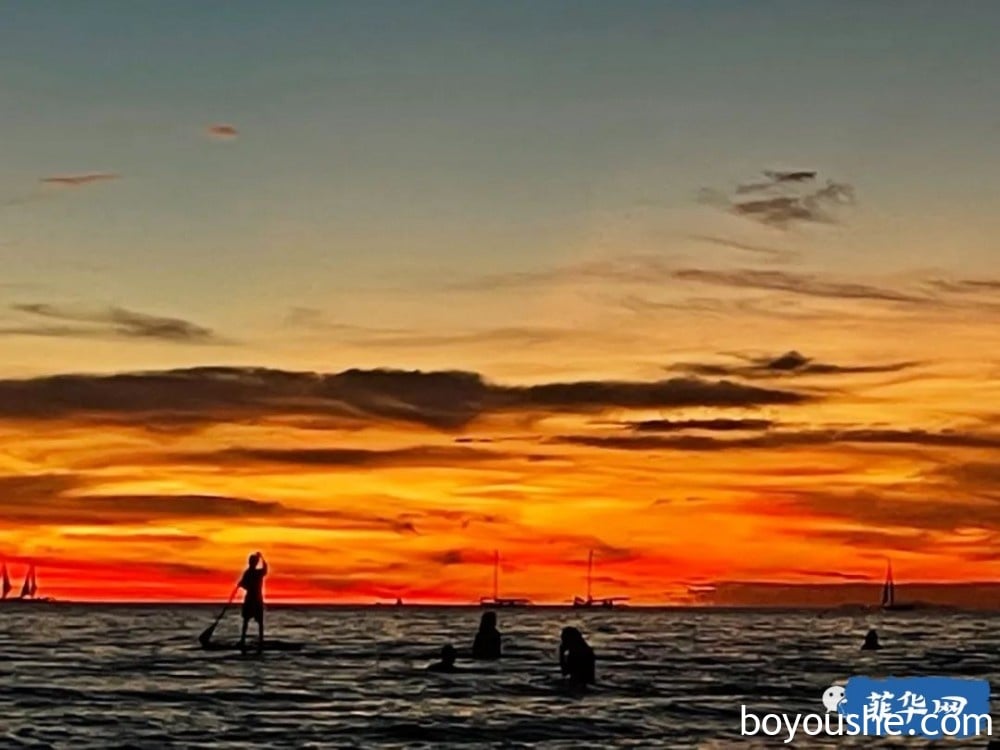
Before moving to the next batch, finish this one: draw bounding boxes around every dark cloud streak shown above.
[40,173,120,187]
[629,418,775,432]
[0,366,813,430]
[669,350,920,379]
[702,170,855,229]
[169,445,549,469]
[4,303,227,345]
[672,269,927,304]
[556,428,1000,452]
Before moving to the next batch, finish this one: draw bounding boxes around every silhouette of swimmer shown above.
[861,629,881,651]
[428,644,459,673]
[559,626,596,685]
[238,552,268,653]
[472,611,502,660]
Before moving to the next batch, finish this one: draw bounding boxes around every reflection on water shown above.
[1,606,998,748]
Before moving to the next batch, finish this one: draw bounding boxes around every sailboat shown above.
[572,549,628,609]
[880,560,916,612]
[1,562,11,600]
[0,563,53,605]
[479,550,531,607]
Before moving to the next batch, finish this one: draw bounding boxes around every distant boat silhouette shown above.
[479,550,531,608]
[1,562,11,600]
[572,550,628,609]
[0,563,53,604]
[880,560,917,612]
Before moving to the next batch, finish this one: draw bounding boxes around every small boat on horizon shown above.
[373,597,406,606]
[880,559,917,612]
[572,550,628,609]
[479,550,532,608]
[0,562,54,604]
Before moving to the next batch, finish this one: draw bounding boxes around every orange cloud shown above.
[0,355,996,606]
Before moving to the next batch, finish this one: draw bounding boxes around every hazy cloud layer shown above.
[928,462,1000,488]
[764,488,1000,535]
[689,234,800,263]
[444,253,1000,319]
[2,304,226,344]
[0,366,812,429]
[0,474,417,533]
[672,269,926,304]
[927,279,1000,294]
[448,254,679,291]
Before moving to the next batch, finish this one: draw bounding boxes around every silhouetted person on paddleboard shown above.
[238,552,267,653]
[427,644,458,673]
[472,611,502,660]
[560,626,595,686]
[861,628,881,651]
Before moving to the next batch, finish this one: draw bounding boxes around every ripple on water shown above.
[1,606,998,748]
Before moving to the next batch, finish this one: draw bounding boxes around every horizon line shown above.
[8,597,1000,610]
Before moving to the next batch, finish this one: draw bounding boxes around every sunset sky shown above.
[1,2,998,604]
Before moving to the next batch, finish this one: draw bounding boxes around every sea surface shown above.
[1,605,998,748]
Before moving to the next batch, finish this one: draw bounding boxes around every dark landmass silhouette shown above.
[691,581,1000,610]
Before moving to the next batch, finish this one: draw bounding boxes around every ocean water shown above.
[1,605,997,748]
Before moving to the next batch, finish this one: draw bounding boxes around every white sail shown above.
[20,565,32,598]
[29,567,38,597]
[881,560,895,607]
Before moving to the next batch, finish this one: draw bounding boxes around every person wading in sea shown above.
[238,552,268,653]
[472,611,502,660]
[559,626,596,686]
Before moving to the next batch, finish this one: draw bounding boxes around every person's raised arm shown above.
[259,552,268,576]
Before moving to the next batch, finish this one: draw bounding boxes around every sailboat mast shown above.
[881,560,895,607]
[493,550,499,601]
[887,560,894,607]
[587,549,593,601]
[1,563,9,600]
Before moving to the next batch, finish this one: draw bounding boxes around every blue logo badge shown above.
[839,676,990,738]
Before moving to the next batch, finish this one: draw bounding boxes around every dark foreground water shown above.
[1,605,998,748]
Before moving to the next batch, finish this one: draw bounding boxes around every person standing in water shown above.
[472,611,502,660]
[238,552,268,653]
[559,626,595,686]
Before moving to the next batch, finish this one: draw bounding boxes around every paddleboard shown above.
[199,639,304,653]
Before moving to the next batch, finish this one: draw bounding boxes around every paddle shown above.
[198,582,240,647]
